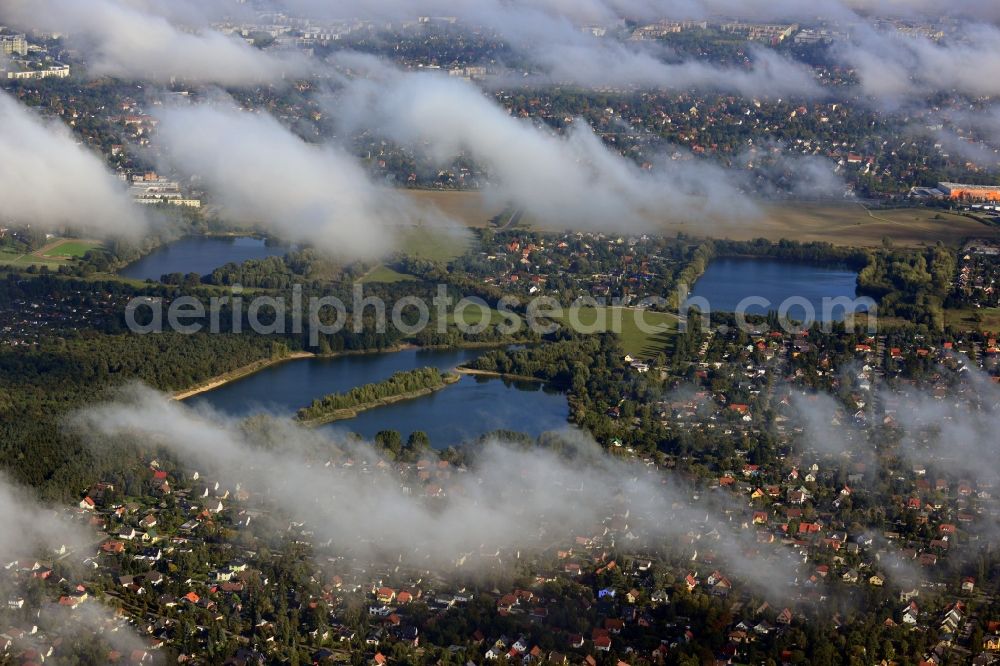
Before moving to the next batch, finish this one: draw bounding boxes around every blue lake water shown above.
[686,258,865,322]
[120,236,288,281]
[185,348,570,448]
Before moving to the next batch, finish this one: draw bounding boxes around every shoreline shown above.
[454,367,548,383]
[297,373,461,427]
[171,352,316,400]
[171,344,418,401]
[171,340,525,402]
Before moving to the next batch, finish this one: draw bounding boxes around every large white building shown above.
[129,177,202,208]
[0,33,28,56]
[5,63,70,80]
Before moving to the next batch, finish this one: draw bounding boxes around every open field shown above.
[448,305,676,358]
[0,248,64,268]
[404,191,1000,248]
[945,307,1000,332]
[448,307,677,358]
[0,238,104,268]
[552,306,677,358]
[362,221,475,283]
[396,225,472,262]
[359,265,417,284]
[624,204,997,248]
[407,189,505,228]
[40,239,103,258]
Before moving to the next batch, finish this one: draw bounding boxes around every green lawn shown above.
[43,240,102,258]
[0,249,63,268]
[397,226,472,262]
[552,306,678,358]
[445,304,677,358]
[0,238,103,268]
[359,265,417,284]
[360,226,472,283]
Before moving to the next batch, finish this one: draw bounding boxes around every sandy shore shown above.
[172,352,316,401]
[454,367,545,383]
[171,341,523,403]
[170,344,427,401]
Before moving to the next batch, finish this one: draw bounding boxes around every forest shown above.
[296,367,451,423]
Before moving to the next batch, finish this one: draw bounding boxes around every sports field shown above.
[41,240,103,258]
[0,238,104,268]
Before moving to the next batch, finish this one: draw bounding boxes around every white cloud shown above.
[0,0,310,85]
[0,92,146,237]
[153,99,454,258]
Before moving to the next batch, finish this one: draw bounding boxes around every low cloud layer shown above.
[527,43,820,97]
[153,99,456,258]
[269,0,1000,25]
[331,62,763,230]
[840,24,1000,101]
[0,474,90,565]
[0,0,309,85]
[0,92,145,238]
[789,357,1000,489]
[75,385,805,597]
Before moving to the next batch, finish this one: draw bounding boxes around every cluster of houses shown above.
[473,232,679,303]
[0,287,128,347]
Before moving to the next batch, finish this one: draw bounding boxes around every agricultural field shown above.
[406,189,505,228]
[406,191,1000,248]
[638,204,996,248]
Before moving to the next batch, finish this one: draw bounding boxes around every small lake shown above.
[120,236,288,281]
[686,258,865,322]
[186,348,570,448]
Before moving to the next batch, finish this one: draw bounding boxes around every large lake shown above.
[686,258,865,322]
[120,236,288,281]
[186,348,570,448]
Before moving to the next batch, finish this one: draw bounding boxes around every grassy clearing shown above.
[0,238,104,268]
[945,307,1000,332]
[0,249,64,268]
[396,225,472,262]
[445,304,676,357]
[42,240,103,258]
[405,190,505,229]
[552,306,677,358]
[359,265,417,284]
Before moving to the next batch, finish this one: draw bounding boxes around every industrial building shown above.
[938,182,1000,202]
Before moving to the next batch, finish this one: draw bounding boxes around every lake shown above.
[120,236,288,281]
[686,258,865,322]
[186,348,570,448]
